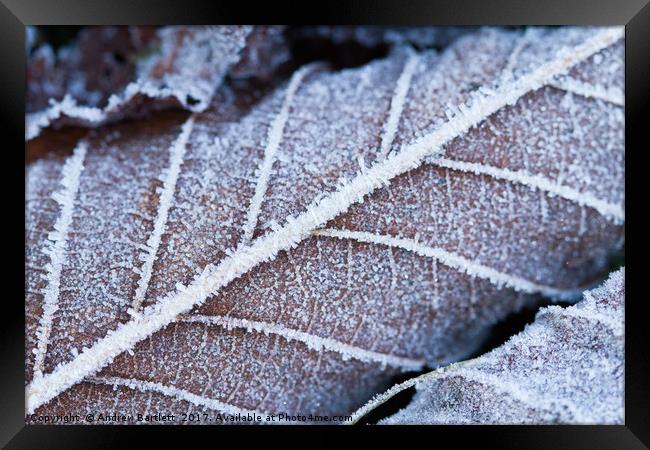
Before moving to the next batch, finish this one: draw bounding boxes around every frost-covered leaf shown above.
[373,267,624,424]
[26,26,260,140]
[25,26,624,423]
[26,26,158,114]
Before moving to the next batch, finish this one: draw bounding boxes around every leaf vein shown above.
[32,141,88,379]
[180,314,425,369]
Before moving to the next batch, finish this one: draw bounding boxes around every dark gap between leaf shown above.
[112,51,127,64]
[36,26,83,52]
[466,298,571,360]
[285,28,390,71]
[609,249,625,271]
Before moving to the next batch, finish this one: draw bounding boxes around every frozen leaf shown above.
[26,26,257,140]
[370,267,624,425]
[26,26,158,114]
[25,27,624,423]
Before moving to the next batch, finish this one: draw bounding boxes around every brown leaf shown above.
[25,27,624,423]
[26,26,158,114]
[25,26,275,140]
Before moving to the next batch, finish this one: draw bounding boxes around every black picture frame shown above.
[3,0,647,447]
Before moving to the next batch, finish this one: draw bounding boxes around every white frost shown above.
[550,76,624,106]
[314,228,584,299]
[89,376,266,417]
[181,314,425,369]
[32,142,88,379]
[240,63,320,246]
[429,157,624,223]
[131,116,196,312]
[378,49,420,160]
